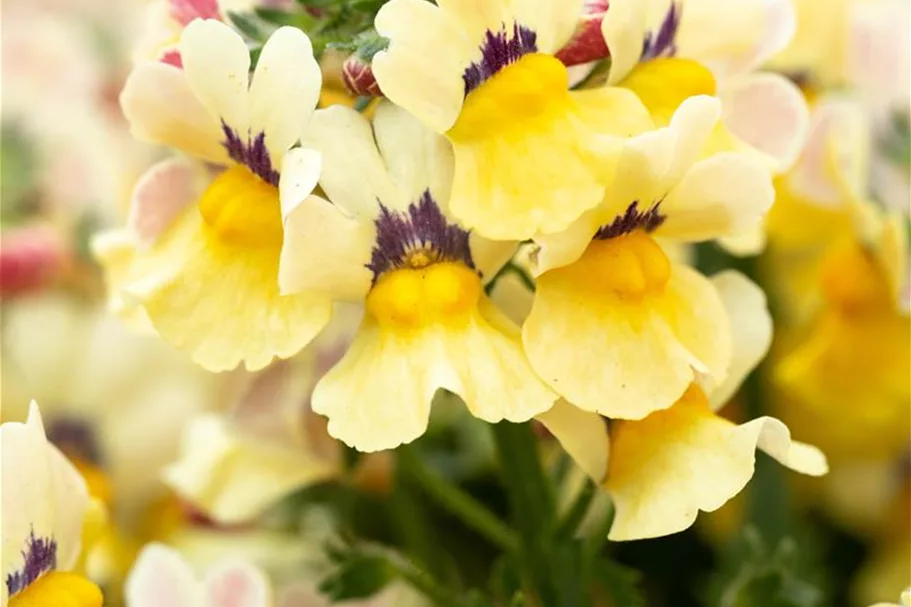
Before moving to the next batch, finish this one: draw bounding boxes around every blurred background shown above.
[0,0,908,606]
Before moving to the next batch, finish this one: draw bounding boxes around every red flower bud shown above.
[0,225,66,297]
[342,53,382,97]
[555,0,611,67]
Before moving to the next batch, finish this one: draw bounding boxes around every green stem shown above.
[556,479,596,539]
[490,421,559,606]
[361,544,467,607]
[398,446,519,553]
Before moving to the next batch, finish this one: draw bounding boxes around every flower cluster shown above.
[92,0,829,544]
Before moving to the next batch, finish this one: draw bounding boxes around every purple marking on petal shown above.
[6,529,58,596]
[367,190,475,282]
[463,22,538,95]
[641,1,682,61]
[594,200,666,240]
[221,121,280,186]
[46,416,103,465]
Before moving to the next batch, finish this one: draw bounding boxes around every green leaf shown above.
[592,559,647,607]
[319,551,394,602]
[227,11,268,42]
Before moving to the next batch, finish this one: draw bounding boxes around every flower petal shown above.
[163,414,336,524]
[657,152,774,242]
[278,195,374,300]
[601,0,648,85]
[203,560,272,607]
[523,268,698,420]
[373,0,471,133]
[249,26,321,161]
[708,271,772,409]
[720,73,809,172]
[537,400,609,482]
[124,544,199,607]
[180,19,251,134]
[120,62,228,163]
[128,158,207,246]
[303,105,401,217]
[606,387,826,541]
[120,210,332,372]
[1,402,89,604]
[512,0,584,53]
[313,304,556,452]
[657,264,731,386]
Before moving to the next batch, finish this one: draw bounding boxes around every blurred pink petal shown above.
[203,560,271,607]
[0,225,67,296]
[169,0,221,26]
[127,157,202,246]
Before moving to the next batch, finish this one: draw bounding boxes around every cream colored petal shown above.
[658,264,731,386]
[125,543,200,607]
[278,147,322,219]
[128,158,207,247]
[123,211,332,372]
[372,101,455,211]
[278,194,374,300]
[180,19,251,135]
[435,0,511,41]
[373,0,471,133]
[523,271,697,420]
[606,388,826,541]
[513,0,585,53]
[720,73,809,172]
[203,560,272,607]
[601,0,648,85]
[303,106,401,216]
[1,403,89,604]
[537,400,609,482]
[311,319,439,452]
[249,26,321,161]
[708,271,772,410]
[658,153,774,241]
[532,208,602,274]
[163,414,336,524]
[120,62,228,163]
[718,227,767,257]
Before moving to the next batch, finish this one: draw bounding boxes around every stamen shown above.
[594,201,666,240]
[367,191,475,282]
[463,22,538,94]
[221,122,280,186]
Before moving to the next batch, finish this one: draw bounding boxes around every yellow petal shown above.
[313,299,555,452]
[606,386,826,541]
[118,210,332,372]
[537,400,609,482]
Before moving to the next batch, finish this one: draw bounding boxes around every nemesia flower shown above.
[279,102,558,452]
[124,542,271,607]
[542,271,827,540]
[1,402,101,606]
[524,95,773,419]
[96,20,333,371]
[598,0,809,175]
[370,0,652,239]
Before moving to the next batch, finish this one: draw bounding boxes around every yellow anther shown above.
[198,165,283,248]
[366,263,482,330]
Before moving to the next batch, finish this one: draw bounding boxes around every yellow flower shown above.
[539,272,827,540]
[524,96,774,419]
[2,403,103,607]
[96,20,333,372]
[370,0,652,239]
[279,102,558,452]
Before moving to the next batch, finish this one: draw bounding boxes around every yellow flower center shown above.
[447,53,570,142]
[562,231,671,299]
[366,262,482,330]
[820,243,892,314]
[8,571,102,607]
[198,165,283,248]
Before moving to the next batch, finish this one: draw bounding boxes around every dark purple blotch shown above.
[6,529,58,596]
[641,2,682,61]
[221,121,280,186]
[594,200,666,240]
[46,416,102,465]
[463,22,538,95]
[367,190,475,282]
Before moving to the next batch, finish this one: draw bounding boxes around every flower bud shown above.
[555,0,610,67]
[342,53,382,97]
[0,225,66,297]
